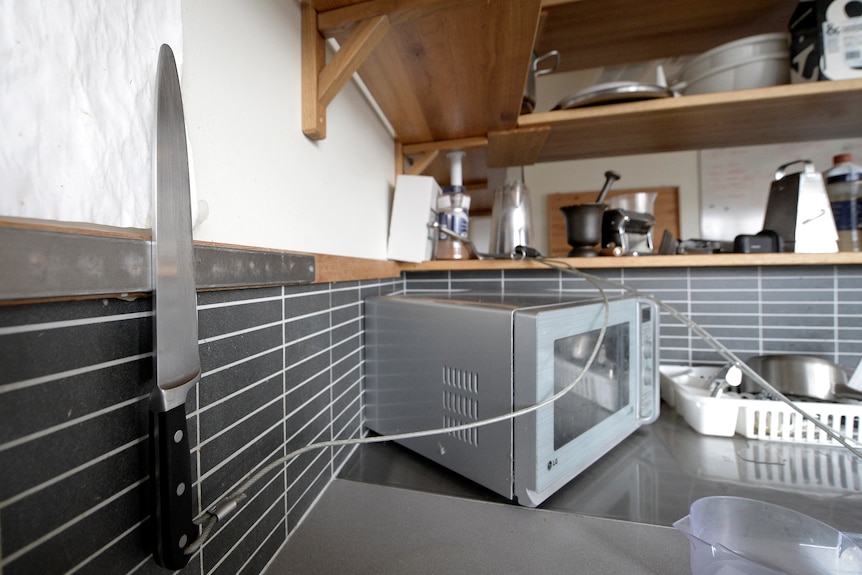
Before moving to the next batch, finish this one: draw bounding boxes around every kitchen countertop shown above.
[268,406,862,574]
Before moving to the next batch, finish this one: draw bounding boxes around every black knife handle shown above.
[150,404,197,570]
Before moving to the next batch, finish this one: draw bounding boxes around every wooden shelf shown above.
[507,79,862,163]
[535,0,796,74]
[398,252,862,273]
[304,0,543,143]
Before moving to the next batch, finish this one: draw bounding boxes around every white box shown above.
[387,175,440,263]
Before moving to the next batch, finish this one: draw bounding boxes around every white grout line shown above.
[0,435,147,509]
[0,395,147,456]
[197,294,283,311]
[0,311,152,336]
[197,418,285,484]
[200,345,282,379]
[197,393,283,450]
[198,319,283,345]
[0,353,152,395]
[0,478,146,568]
[67,518,147,575]
[196,370,282,417]
[206,470,285,574]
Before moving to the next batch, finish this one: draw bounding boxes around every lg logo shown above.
[547,458,558,471]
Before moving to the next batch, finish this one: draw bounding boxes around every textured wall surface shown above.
[2,264,859,574]
[403,265,862,369]
[0,278,399,574]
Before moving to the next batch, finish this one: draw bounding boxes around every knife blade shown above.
[149,43,200,570]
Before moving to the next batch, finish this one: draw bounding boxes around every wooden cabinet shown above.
[301,0,862,270]
[303,0,862,179]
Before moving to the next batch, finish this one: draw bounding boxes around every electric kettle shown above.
[489,180,533,257]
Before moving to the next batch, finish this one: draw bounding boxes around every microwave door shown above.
[513,298,652,507]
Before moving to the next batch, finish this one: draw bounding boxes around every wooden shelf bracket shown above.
[302,4,391,140]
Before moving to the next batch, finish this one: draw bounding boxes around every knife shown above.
[149,44,200,570]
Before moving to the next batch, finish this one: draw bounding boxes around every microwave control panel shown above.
[638,300,660,423]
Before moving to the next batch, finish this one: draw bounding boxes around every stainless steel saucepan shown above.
[741,355,862,402]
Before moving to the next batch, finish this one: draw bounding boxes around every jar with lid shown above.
[435,184,471,259]
[824,153,862,252]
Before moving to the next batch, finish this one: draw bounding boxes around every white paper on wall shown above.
[0,0,182,229]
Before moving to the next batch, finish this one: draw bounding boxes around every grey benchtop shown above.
[268,478,691,575]
[268,407,862,574]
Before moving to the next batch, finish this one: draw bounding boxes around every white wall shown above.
[1,0,395,260]
[183,0,394,259]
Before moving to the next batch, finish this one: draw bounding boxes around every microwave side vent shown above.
[442,365,479,447]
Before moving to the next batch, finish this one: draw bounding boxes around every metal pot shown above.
[741,354,860,401]
[489,180,533,256]
[521,50,560,114]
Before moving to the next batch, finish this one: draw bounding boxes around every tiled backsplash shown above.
[403,265,862,369]
[2,263,859,574]
[0,278,399,575]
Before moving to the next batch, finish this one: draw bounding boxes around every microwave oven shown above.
[364,292,660,507]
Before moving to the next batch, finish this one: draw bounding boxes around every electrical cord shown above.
[183,272,613,556]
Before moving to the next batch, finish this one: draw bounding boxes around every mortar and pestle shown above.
[560,171,620,256]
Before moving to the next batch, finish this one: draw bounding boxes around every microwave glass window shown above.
[553,323,630,450]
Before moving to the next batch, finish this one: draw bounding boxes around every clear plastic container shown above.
[825,153,862,252]
[674,496,862,575]
[435,185,471,260]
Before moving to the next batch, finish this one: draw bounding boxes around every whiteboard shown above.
[699,138,862,240]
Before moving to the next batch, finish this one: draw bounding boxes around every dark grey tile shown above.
[2,482,147,575]
[450,276,504,292]
[332,359,361,405]
[332,315,360,350]
[0,314,152,386]
[761,289,835,303]
[838,303,862,320]
[285,337,330,392]
[200,427,284,509]
[199,349,282,409]
[761,302,835,316]
[198,298,281,340]
[688,313,759,327]
[760,265,834,279]
[0,356,151,445]
[658,349,691,363]
[838,289,862,303]
[286,390,330,454]
[689,302,760,315]
[689,289,759,302]
[200,375,283,443]
[200,400,283,476]
[761,327,835,341]
[763,314,834,327]
[237,517,286,575]
[0,296,151,329]
[204,475,285,575]
[0,400,148,502]
[332,413,361,471]
[762,340,836,355]
[332,389,361,440]
[78,520,183,575]
[1,442,146,557]
[199,324,281,374]
[287,459,330,532]
[284,292,330,323]
[197,286,281,307]
[331,284,359,309]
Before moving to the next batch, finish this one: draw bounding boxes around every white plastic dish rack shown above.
[660,365,862,447]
